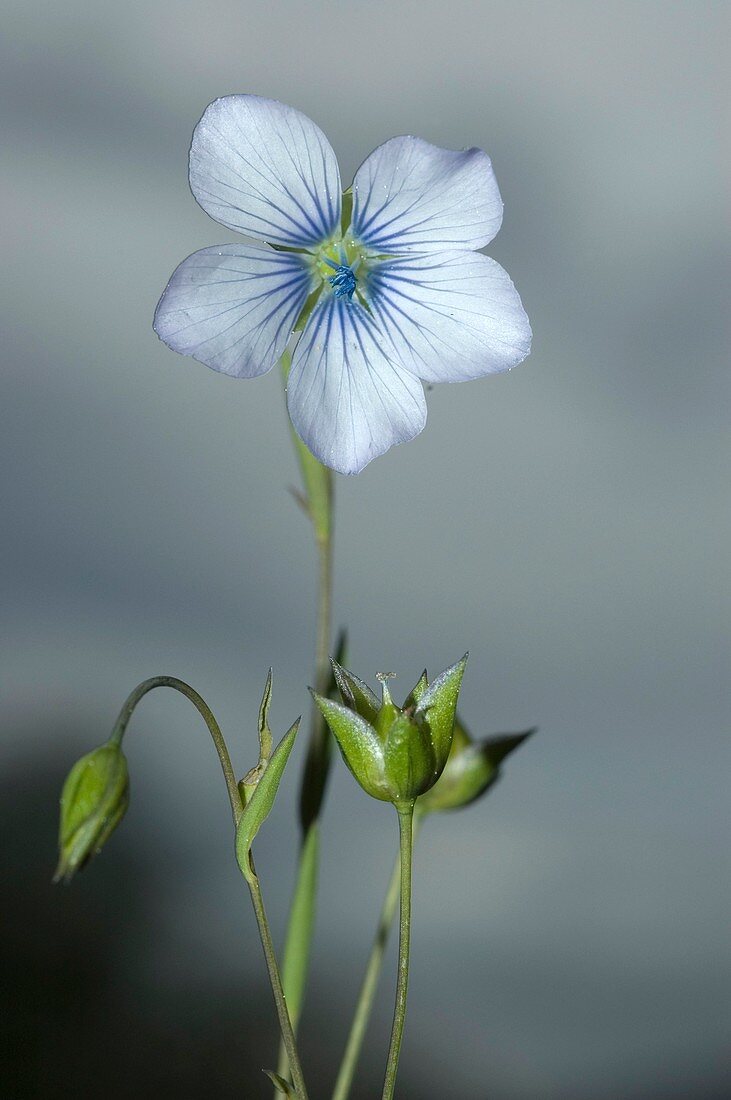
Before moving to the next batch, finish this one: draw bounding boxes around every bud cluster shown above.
[312,656,467,807]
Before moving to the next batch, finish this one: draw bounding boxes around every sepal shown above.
[310,692,391,801]
[414,654,468,773]
[403,669,428,709]
[383,713,435,803]
[330,659,380,725]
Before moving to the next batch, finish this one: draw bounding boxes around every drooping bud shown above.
[417,719,534,815]
[54,739,130,883]
[312,655,468,807]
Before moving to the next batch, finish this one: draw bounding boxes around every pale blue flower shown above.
[154,96,531,475]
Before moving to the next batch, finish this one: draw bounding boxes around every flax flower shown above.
[154,96,531,474]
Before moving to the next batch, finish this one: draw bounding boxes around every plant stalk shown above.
[381,803,415,1100]
[331,813,422,1100]
[248,865,310,1100]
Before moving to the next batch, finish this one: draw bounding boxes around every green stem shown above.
[331,814,423,1100]
[381,803,415,1100]
[247,865,310,1100]
[277,351,335,1085]
[298,527,334,830]
[110,675,241,822]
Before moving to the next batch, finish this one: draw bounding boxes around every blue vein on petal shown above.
[162,252,313,367]
[204,146,326,245]
[207,116,338,247]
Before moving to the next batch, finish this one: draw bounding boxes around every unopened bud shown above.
[313,655,467,807]
[54,740,129,883]
[417,721,534,814]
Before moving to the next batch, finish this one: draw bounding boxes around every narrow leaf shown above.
[235,718,300,882]
[280,822,319,1031]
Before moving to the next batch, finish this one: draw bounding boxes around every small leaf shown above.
[264,1069,298,1096]
[235,718,300,882]
[240,669,275,804]
[416,655,468,770]
[280,823,319,1027]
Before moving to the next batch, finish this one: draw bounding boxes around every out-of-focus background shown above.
[2,2,728,1097]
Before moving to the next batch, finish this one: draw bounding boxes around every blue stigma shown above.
[327,263,357,301]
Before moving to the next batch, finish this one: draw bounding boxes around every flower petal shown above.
[154,244,315,377]
[287,297,427,475]
[367,251,531,383]
[189,95,341,248]
[351,136,503,253]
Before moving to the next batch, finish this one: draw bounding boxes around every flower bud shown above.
[417,719,534,815]
[54,740,130,883]
[312,655,467,807]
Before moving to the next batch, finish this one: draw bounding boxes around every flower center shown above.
[324,259,357,301]
[312,237,371,306]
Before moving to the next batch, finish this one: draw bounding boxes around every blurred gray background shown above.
[2,1,729,1097]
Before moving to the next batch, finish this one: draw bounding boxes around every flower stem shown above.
[382,803,415,1100]
[298,524,334,830]
[277,351,335,1084]
[331,814,422,1100]
[110,675,241,823]
[247,864,310,1100]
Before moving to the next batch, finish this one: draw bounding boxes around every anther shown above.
[327,263,357,301]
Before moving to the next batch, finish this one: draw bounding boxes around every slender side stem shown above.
[114,677,309,1092]
[331,815,423,1100]
[248,865,310,1100]
[110,675,241,822]
[382,803,415,1100]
